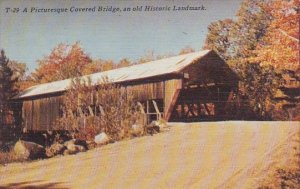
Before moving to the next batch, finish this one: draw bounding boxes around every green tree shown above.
[0,50,15,125]
[0,50,28,144]
[203,19,235,61]
[8,60,27,92]
[0,50,21,144]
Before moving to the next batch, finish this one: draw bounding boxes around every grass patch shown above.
[258,133,300,188]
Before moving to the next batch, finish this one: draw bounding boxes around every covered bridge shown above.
[13,50,239,131]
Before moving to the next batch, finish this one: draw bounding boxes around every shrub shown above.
[55,77,142,141]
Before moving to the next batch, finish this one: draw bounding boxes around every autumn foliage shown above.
[250,0,299,72]
[55,77,140,141]
[32,42,92,84]
[204,0,299,120]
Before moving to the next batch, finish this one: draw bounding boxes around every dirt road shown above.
[0,121,299,189]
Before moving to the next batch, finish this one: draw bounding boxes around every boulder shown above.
[46,143,66,158]
[14,140,45,160]
[64,139,88,150]
[94,132,110,145]
[63,149,76,155]
[131,124,144,136]
[146,121,160,135]
[60,139,88,156]
[156,119,168,130]
[86,140,97,150]
[64,139,76,149]
[76,145,86,152]
[74,139,88,150]
[63,144,86,155]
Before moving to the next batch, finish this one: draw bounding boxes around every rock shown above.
[63,145,86,155]
[46,143,66,158]
[94,132,110,145]
[63,149,76,155]
[74,139,88,150]
[64,139,76,149]
[86,141,97,150]
[61,139,88,156]
[146,121,160,135]
[156,119,168,130]
[13,140,45,160]
[76,145,86,152]
[64,139,88,150]
[131,124,144,136]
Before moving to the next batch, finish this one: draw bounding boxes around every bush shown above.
[55,77,142,142]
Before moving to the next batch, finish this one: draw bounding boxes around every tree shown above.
[250,0,299,73]
[0,50,29,144]
[117,58,132,68]
[179,46,195,55]
[249,0,300,119]
[0,50,23,143]
[32,42,92,84]
[7,60,27,92]
[82,59,116,75]
[203,19,235,61]
[203,0,286,120]
[0,50,15,125]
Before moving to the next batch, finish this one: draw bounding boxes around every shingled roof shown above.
[15,50,212,99]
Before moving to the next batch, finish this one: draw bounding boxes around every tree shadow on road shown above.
[0,180,69,189]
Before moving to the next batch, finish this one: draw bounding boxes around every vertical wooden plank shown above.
[49,97,54,130]
[40,98,47,131]
[164,79,182,121]
[23,100,33,131]
[46,97,51,130]
[21,102,26,130]
[49,96,60,131]
[30,100,33,130]
[32,99,40,131]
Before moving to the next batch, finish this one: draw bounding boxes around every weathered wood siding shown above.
[22,96,62,131]
[163,79,182,119]
[21,81,168,131]
[182,51,238,87]
[126,81,164,102]
[22,101,33,130]
[167,51,239,121]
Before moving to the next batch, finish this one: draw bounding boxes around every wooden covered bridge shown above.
[13,50,239,131]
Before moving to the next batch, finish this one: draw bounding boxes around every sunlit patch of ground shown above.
[0,121,299,189]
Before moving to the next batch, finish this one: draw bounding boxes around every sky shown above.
[0,0,242,72]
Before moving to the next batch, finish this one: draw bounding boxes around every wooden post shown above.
[137,102,147,126]
[146,100,149,124]
[99,105,105,116]
[152,100,161,120]
[88,106,94,116]
[217,87,220,102]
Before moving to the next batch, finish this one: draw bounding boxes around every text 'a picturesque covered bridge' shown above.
[13,50,239,131]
